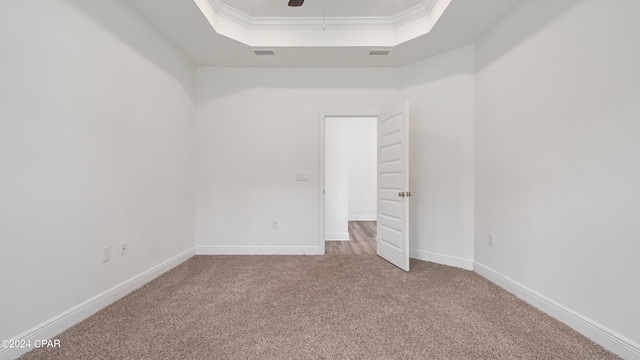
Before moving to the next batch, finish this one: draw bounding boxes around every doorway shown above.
[323,116,377,255]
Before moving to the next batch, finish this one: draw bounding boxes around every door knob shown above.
[398,192,405,197]
[406,192,411,197]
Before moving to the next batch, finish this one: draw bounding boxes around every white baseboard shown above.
[0,247,195,360]
[410,249,474,270]
[196,245,323,255]
[348,215,377,221]
[474,262,640,360]
[325,232,349,241]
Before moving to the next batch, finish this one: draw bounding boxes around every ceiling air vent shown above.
[369,49,391,56]
[253,49,275,56]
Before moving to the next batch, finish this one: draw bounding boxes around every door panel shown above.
[377,100,410,271]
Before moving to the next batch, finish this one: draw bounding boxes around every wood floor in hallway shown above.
[325,221,376,255]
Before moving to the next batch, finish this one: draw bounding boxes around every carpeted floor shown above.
[20,255,620,359]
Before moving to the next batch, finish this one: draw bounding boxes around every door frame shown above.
[319,112,379,254]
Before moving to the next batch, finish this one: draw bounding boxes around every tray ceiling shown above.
[194,0,452,47]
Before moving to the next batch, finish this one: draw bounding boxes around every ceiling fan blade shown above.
[288,0,304,7]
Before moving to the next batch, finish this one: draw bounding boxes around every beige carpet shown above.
[20,256,620,359]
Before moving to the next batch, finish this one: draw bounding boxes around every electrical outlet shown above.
[121,242,127,256]
[272,220,278,229]
[488,233,495,247]
[102,246,111,263]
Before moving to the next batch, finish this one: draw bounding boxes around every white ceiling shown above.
[223,0,425,18]
[123,0,523,67]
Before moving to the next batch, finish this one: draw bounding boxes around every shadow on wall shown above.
[408,130,466,250]
[400,45,474,89]
[475,0,583,71]
[65,0,195,97]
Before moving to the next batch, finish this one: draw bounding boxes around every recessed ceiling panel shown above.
[194,0,451,47]
[223,0,424,18]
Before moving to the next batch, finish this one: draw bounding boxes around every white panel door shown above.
[377,100,410,271]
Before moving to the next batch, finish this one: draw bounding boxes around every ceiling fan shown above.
[288,0,304,7]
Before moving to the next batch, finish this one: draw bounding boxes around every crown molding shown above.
[211,0,253,28]
[212,2,432,31]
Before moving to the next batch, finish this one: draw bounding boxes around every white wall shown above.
[347,117,377,221]
[195,57,476,260]
[475,0,640,356]
[400,45,476,270]
[324,118,349,240]
[0,0,196,354]
[195,67,400,254]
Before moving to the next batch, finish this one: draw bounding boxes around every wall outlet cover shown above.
[102,246,111,263]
